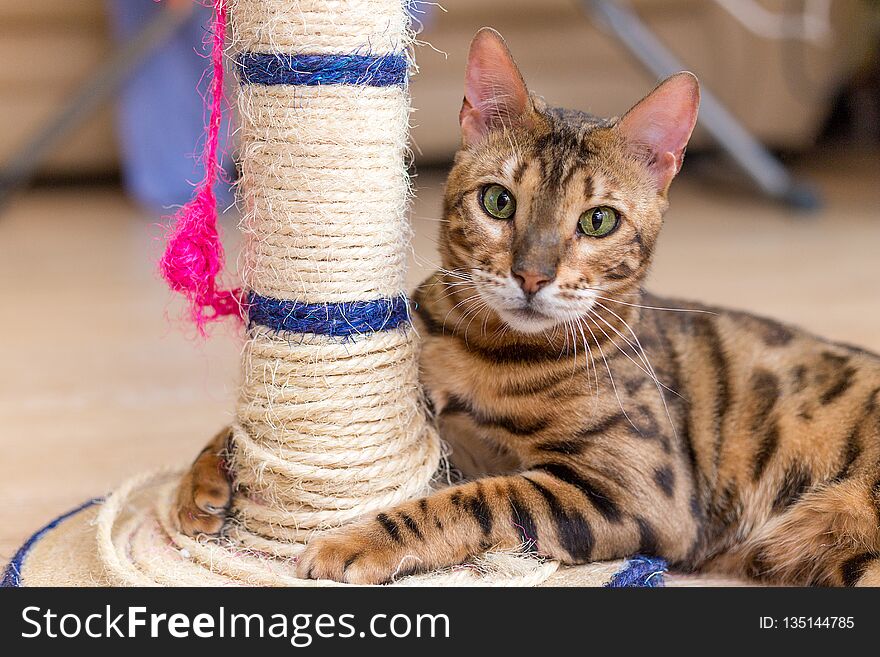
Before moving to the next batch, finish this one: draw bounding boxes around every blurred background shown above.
[1,0,879,558]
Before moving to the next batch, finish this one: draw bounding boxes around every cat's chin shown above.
[494,306,561,335]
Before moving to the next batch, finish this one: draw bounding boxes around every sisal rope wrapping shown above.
[229,0,410,54]
[239,85,411,302]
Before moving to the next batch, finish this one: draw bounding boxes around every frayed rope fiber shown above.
[159,0,240,335]
[247,292,409,337]
[237,52,408,87]
[606,556,667,588]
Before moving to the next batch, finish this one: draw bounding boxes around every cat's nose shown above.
[512,269,554,296]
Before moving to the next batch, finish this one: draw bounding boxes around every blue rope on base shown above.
[1,497,103,587]
[247,292,410,337]
[606,556,667,588]
[237,52,408,87]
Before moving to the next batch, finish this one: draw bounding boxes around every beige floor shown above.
[1,149,878,562]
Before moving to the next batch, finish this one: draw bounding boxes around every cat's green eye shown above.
[578,206,620,237]
[480,184,516,220]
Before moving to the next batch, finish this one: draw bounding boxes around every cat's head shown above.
[440,28,699,335]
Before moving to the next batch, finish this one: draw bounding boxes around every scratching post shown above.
[4,0,681,588]
[228,0,440,547]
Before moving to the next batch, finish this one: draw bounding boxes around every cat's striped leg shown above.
[296,465,690,584]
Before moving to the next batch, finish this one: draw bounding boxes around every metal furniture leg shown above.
[0,4,193,211]
[579,0,821,210]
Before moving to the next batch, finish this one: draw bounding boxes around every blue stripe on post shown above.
[237,52,408,86]
[247,292,410,337]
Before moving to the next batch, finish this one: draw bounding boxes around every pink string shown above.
[159,0,241,334]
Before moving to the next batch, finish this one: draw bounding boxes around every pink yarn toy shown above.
[159,0,240,334]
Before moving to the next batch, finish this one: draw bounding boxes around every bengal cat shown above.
[176,28,880,586]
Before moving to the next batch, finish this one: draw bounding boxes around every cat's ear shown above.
[460,28,533,145]
[617,72,700,193]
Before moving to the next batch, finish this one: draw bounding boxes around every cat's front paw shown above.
[296,525,423,585]
[175,431,233,536]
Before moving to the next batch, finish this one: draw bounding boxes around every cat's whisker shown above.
[459,293,491,331]
[565,310,604,400]
[584,291,718,316]
[442,293,483,331]
[589,304,680,399]
[434,287,480,305]
[436,281,480,294]
[594,301,681,438]
[463,301,490,339]
[584,311,672,407]
[480,300,492,338]
[450,305,482,343]
[444,292,481,317]
[453,299,491,345]
[558,317,572,361]
[576,321,602,404]
[567,319,590,393]
[427,278,474,298]
[437,267,474,281]
[437,278,477,288]
[434,278,481,303]
[568,313,600,403]
[591,321,670,397]
[437,282,479,291]
[438,265,472,274]
[566,318,579,374]
[444,286,489,326]
[580,315,638,433]
[585,311,672,399]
